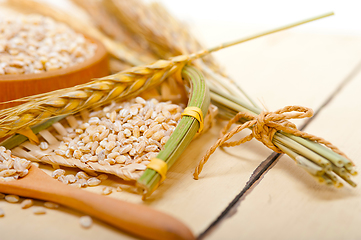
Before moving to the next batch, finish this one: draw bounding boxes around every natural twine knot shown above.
[193,105,348,180]
[247,106,313,153]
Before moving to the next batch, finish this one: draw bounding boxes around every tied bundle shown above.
[1,0,357,198]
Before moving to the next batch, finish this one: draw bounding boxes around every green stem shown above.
[0,115,66,149]
[137,66,210,197]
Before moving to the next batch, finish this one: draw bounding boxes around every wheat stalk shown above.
[70,0,157,65]
[0,12,333,138]
[0,56,191,138]
[101,0,261,106]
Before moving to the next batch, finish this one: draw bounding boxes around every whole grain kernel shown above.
[104,158,116,165]
[73,150,83,159]
[76,171,89,180]
[5,194,19,203]
[105,141,116,151]
[88,156,98,162]
[115,155,126,164]
[66,174,77,184]
[101,186,112,195]
[107,152,119,159]
[161,136,170,145]
[39,142,49,150]
[58,175,69,184]
[77,178,88,187]
[33,206,46,215]
[89,117,100,125]
[87,177,101,186]
[80,215,93,228]
[21,199,33,209]
[123,129,132,138]
[75,129,84,134]
[151,131,165,141]
[44,202,59,209]
[51,169,65,178]
[145,145,158,152]
[95,146,104,155]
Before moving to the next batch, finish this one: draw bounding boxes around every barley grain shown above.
[66,174,77,184]
[52,169,65,178]
[77,178,88,187]
[5,194,20,203]
[33,206,46,215]
[52,98,183,180]
[80,216,93,228]
[101,186,112,195]
[87,177,101,186]
[44,202,59,209]
[76,171,89,180]
[39,142,49,150]
[21,199,33,209]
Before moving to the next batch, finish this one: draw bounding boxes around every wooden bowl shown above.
[0,36,109,109]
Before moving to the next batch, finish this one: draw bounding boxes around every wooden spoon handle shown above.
[0,166,194,240]
[64,188,195,240]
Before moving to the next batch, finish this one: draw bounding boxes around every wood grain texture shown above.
[1,4,361,238]
[0,36,109,109]
[1,32,361,240]
[206,41,361,240]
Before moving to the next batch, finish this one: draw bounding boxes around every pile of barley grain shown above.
[52,169,108,189]
[0,146,31,181]
[53,97,183,175]
[0,14,97,75]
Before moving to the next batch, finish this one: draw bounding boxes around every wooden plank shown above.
[2,5,361,239]
[1,33,361,240]
[207,59,361,240]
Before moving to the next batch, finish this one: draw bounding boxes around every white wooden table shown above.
[1,1,361,239]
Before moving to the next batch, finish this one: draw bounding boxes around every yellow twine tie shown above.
[16,127,39,145]
[147,158,168,183]
[182,106,204,133]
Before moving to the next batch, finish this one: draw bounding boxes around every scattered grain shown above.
[21,199,33,209]
[44,202,59,209]
[87,177,101,186]
[32,206,46,215]
[39,142,49,150]
[101,186,112,195]
[79,216,93,228]
[51,169,65,178]
[5,194,19,203]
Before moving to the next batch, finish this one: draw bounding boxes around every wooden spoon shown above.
[0,165,195,240]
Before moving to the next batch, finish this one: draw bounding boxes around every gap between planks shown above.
[197,58,361,239]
